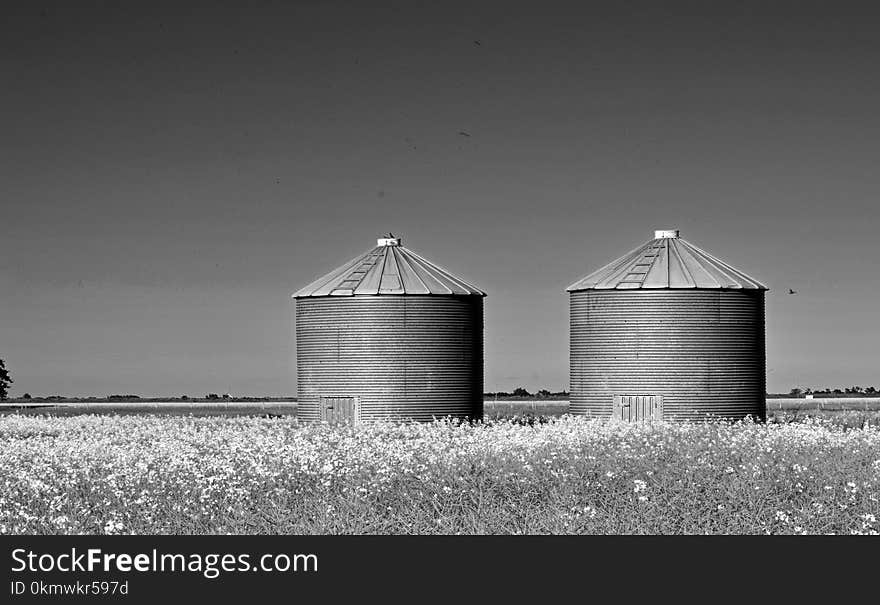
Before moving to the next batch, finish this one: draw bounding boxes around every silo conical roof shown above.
[293,236,486,297]
[566,229,768,291]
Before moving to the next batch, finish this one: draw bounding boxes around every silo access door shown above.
[612,395,663,422]
[320,396,358,425]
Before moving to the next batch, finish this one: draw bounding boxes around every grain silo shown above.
[293,236,485,424]
[567,229,767,422]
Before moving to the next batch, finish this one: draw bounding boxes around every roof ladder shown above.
[333,249,384,292]
[617,242,664,287]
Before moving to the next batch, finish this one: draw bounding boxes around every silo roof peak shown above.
[566,232,768,291]
[293,238,485,297]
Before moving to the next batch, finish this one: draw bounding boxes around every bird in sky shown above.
[473,40,482,46]
[458,131,471,137]
[788,289,797,295]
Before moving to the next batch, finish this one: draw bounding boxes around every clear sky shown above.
[2,1,878,396]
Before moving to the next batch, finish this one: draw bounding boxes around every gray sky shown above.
[2,1,878,396]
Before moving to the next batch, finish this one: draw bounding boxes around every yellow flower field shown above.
[1,414,878,535]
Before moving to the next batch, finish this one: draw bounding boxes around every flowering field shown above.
[1,414,878,535]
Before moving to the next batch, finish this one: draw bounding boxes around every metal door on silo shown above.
[612,395,663,422]
[320,396,358,425]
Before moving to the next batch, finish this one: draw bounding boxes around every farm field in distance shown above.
[4,397,880,418]
[1,413,878,535]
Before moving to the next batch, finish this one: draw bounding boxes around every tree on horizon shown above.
[0,359,12,399]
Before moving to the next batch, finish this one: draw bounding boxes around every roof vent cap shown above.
[377,236,401,246]
[654,229,680,239]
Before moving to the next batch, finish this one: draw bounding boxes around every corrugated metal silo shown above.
[294,236,485,423]
[567,229,767,422]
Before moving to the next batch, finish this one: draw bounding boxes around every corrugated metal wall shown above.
[570,290,765,421]
[296,296,483,422]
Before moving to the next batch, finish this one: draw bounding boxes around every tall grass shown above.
[0,414,877,535]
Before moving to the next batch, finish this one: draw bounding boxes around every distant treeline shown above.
[484,388,570,400]
[772,386,880,398]
[5,386,878,404]
[6,390,572,403]
[6,394,296,403]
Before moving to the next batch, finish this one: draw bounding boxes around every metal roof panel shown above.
[293,236,486,297]
[394,249,433,294]
[566,230,768,291]
[351,247,388,295]
[378,249,405,294]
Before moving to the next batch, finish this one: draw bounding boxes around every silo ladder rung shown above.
[620,244,664,285]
